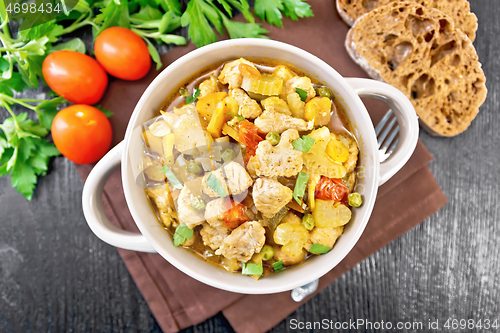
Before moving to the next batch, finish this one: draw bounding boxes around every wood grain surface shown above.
[1,1,499,332]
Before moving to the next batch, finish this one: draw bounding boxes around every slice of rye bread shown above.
[345,1,487,136]
[336,0,477,42]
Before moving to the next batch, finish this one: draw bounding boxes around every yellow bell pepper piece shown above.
[196,92,228,122]
[222,124,240,142]
[207,101,227,138]
[162,133,175,165]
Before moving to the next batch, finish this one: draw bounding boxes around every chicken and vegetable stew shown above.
[141,58,362,279]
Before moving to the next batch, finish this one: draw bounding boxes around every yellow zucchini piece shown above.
[142,130,164,156]
[162,133,175,165]
[196,92,228,122]
[223,96,239,119]
[313,201,352,228]
[326,136,349,163]
[207,101,227,138]
[304,97,332,126]
[222,124,240,142]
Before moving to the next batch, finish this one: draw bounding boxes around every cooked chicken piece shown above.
[171,104,210,153]
[215,221,265,262]
[261,96,292,116]
[252,129,303,178]
[176,186,205,229]
[200,223,230,251]
[218,58,258,89]
[204,198,226,227]
[230,88,262,119]
[252,177,293,218]
[305,226,344,250]
[198,75,219,98]
[254,109,313,134]
[202,169,229,198]
[146,187,177,228]
[224,161,253,195]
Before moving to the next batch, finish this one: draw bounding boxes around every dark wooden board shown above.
[1,0,499,332]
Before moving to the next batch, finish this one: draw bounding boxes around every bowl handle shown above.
[345,78,419,186]
[82,141,157,253]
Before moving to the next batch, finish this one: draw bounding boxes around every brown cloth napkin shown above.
[76,1,448,332]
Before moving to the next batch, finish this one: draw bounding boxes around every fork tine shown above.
[377,117,397,147]
[381,124,399,150]
[387,137,399,155]
[375,109,393,136]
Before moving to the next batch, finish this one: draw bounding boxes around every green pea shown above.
[266,131,280,146]
[301,213,315,230]
[260,245,274,261]
[348,193,363,207]
[179,87,189,97]
[316,86,332,99]
[187,161,203,175]
[191,197,205,211]
[221,149,235,162]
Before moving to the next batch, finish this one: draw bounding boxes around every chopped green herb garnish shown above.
[242,262,263,275]
[173,223,194,247]
[292,135,315,153]
[295,87,308,102]
[272,260,284,271]
[207,173,226,197]
[185,88,201,104]
[161,165,183,189]
[309,243,331,254]
[293,171,309,204]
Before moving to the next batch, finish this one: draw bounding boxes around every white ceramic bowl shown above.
[82,39,418,294]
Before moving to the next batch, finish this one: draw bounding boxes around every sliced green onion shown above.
[161,165,183,189]
[207,173,226,197]
[242,263,263,275]
[293,171,309,204]
[301,213,315,230]
[185,88,200,104]
[272,260,284,272]
[348,193,363,207]
[309,243,331,254]
[295,87,308,102]
[292,135,315,153]
[260,245,274,261]
[221,149,235,162]
[173,223,194,247]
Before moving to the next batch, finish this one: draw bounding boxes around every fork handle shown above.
[346,78,419,186]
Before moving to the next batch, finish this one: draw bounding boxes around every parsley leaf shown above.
[173,223,194,246]
[185,88,201,104]
[207,173,227,197]
[35,96,66,130]
[95,105,114,118]
[181,0,221,47]
[295,87,308,102]
[292,171,308,204]
[220,14,269,40]
[254,0,313,27]
[292,135,315,152]
[242,263,263,275]
[281,0,313,21]
[309,243,331,254]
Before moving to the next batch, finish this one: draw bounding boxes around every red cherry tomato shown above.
[94,27,151,80]
[238,120,266,161]
[315,176,350,203]
[51,105,112,164]
[42,50,108,104]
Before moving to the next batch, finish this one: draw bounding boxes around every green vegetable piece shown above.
[179,87,189,97]
[173,223,194,247]
[292,135,315,153]
[191,197,206,211]
[242,262,263,275]
[272,260,284,272]
[309,243,331,254]
[207,173,226,197]
[185,88,201,104]
[260,245,274,261]
[301,213,315,230]
[266,206,289,232]
[293,171,309,205]
[233,115,245,122]
[348,192,363,207]
[316,86,332,99]
[161,165,183,189]
[295,87,308,102]
[266,131,280,145]
[221,149,235,162]
[187,161,203,175]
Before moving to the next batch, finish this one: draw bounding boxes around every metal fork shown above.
[291,109,399,302]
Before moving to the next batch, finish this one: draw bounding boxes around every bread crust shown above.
[345,2,487,136]
[336,0,478,42]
